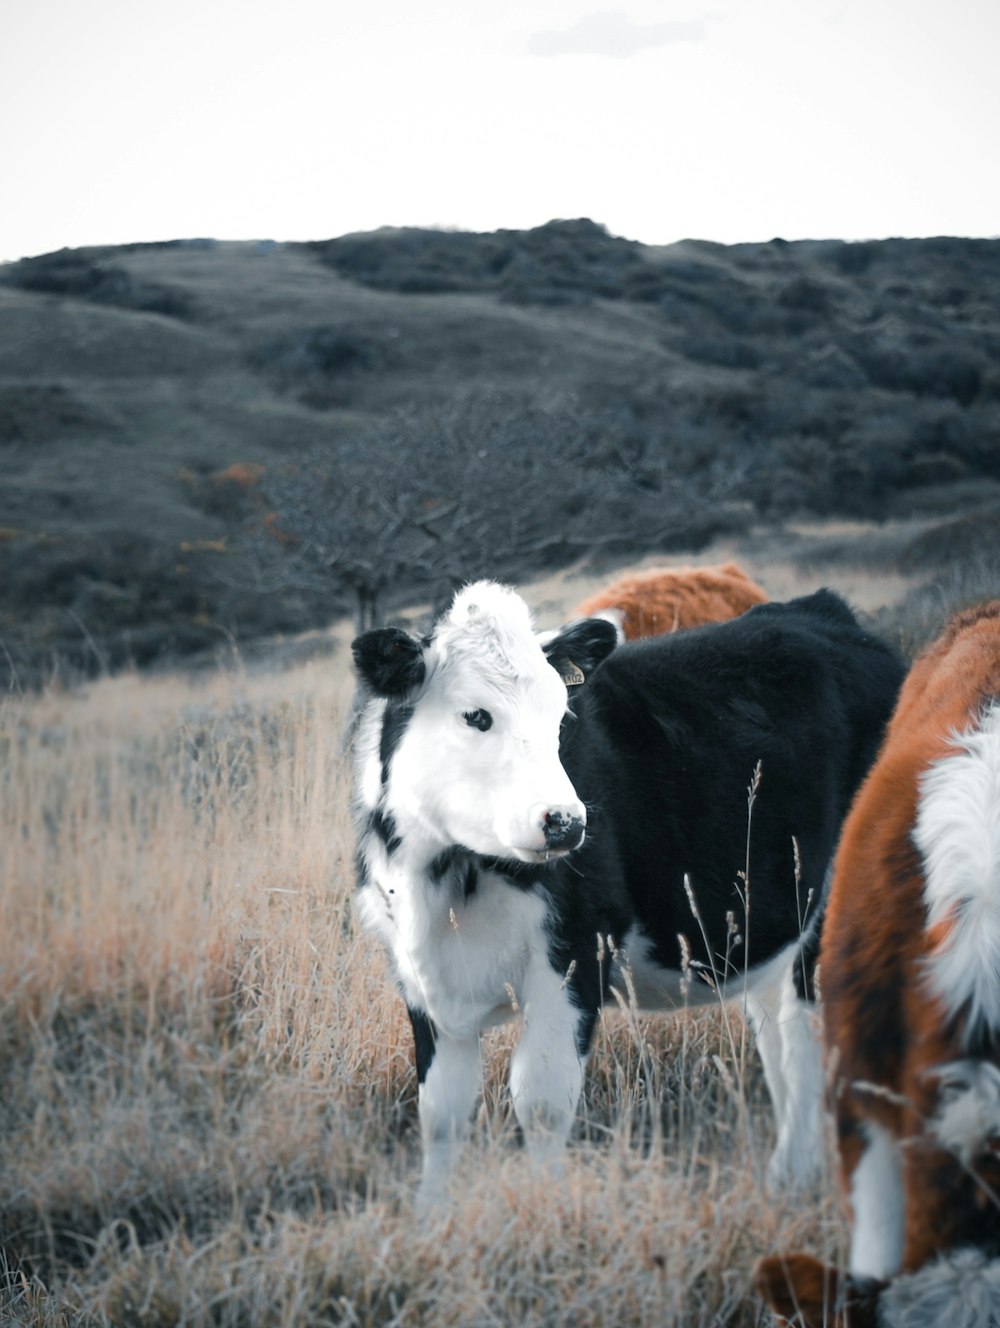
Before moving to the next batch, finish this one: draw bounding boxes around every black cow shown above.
[352,581,903,1201]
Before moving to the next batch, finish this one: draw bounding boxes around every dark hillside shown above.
[1,223,999,684]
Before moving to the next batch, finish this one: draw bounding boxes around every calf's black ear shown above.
[352,628,426,697]
[544,616,618,686]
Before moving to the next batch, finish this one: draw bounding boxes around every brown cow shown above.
[573,561,767,641]
[755,601,1000,1328]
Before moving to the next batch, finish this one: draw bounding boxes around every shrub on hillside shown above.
[247,326,397,405]
[0,533,223,683]
[310,219,660,304]
[0,384,107,443]
[794,344,867,391]
[678,335,761,370]
[857,337,986,404]
[3,249,193,319]
[308,226,514,292]
[895,505,1000,572]
[874,549,1000,660]
[499,220,651,304]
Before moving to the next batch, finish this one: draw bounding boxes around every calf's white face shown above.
[395,650,580,861]
[353,581,617,863]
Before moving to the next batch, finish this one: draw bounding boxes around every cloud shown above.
[528,9,707,58]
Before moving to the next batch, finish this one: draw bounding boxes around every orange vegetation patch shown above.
[211,461,265,490]
[180,538,228,554]
[261,510,298,547]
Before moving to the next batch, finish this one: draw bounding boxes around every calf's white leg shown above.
[417,1032,481,1205]
[509,956,586,1171]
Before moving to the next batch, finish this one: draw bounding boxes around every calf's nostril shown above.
[542,811,585,851]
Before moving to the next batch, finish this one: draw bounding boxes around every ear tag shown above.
[560,661,586,687]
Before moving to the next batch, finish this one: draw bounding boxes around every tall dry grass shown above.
[0,648,845,1327]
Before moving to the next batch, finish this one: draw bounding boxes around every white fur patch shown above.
[355,695,388,814]
[416,1032,482,1204]
[357,867,551,1041]
[850,1121,905,1280]
[434,580,545,683]
[879,1248,1000,1328]
[766,964,825,1189]
[929,1058,1000,1165]
[509,951,586,1159]
[916,703,1000,1043]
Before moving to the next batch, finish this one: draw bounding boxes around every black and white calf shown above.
[352,581,903,1200]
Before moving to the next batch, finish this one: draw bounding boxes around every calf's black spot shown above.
[369,807,401,856]
[380,702,414,786]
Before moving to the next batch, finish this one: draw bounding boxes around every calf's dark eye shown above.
[463,709,493,732]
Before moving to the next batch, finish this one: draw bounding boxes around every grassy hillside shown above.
[2,222,1000,683]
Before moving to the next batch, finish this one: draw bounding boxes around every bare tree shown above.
[231,390,745,633]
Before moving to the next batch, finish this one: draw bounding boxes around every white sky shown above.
[2,0,999,262]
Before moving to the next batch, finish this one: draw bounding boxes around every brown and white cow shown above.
[755,600,1000,1328]
[573,561,767,641]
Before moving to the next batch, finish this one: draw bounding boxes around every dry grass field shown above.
[2,539,993,1327]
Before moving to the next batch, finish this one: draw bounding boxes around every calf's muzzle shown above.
[542,808,586,853]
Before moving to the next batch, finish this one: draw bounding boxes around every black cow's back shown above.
[550,591,904,1017]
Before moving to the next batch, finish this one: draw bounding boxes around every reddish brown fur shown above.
[754,1253,883,1328]
[573,561,767,640]
[757,601,1000,1324]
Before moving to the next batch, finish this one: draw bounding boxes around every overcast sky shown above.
[2,0,998,262]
